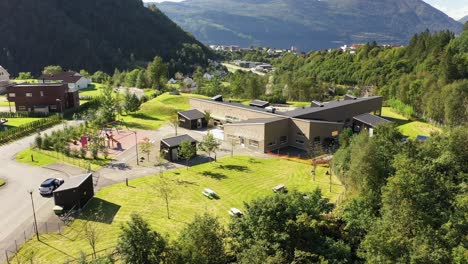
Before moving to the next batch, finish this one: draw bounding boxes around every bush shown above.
[35,135,43,149]
[387,99,414,118]
[0,115,62,145]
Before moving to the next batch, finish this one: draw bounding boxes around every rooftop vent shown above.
[311,100,324,107]
[345,94,357,100]
[212,95,223,102]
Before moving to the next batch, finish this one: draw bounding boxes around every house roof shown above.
[226,117,286,126]
[8,83,68,89]
[353,113,391,128]
[179,109,205,120]
[54,173,92,193]
[40,71,84,84]
[249,100,270,108]
[161,134,198,148]
[279,96,382,118]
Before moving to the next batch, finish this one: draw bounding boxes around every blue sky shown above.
[144,0,468,20]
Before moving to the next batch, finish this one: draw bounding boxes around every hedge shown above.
[0,115,62,145]
[0,111,51,118]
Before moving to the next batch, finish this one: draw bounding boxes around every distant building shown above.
[178,109,207,130]
[0,66,11,94]
[160,134,198,162]
[40,71,91,90]
[203,73,214,80]
[6,83,79,113]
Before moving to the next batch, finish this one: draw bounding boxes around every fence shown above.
[3,217,119,263]
[32,148,94,170]
[0,115,63,145]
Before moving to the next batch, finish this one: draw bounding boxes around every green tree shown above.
[117,213,167,264]
[80,69,91,78]
[139,137,153,161]
[17,72,33,79]
[174,213,226,264]
[179,140,196,169]
[123,92,141,113]
[146,56,168,90]
[42,65,63,75]
[198,132,220,161]
[98,84,116,124]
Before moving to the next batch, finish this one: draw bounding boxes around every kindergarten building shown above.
[186,95,390,153]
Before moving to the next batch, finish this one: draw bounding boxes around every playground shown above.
[70,120,155,158]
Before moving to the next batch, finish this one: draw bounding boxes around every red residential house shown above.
[6,83,79,113]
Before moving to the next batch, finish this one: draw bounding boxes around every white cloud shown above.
[423,0,468,20]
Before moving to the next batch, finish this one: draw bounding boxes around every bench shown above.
[272,184,287,193]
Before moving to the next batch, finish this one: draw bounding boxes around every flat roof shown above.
[11,83,66,87]
[353,113,391,127]
[192,98,279,116]
[161,134,197,148]
[54,173,92,192]
[225,117,287,126]
[179,109,204,120]
[278,96,382,117]
[249,100,270,108]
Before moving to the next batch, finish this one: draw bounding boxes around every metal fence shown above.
[3,218,118,264]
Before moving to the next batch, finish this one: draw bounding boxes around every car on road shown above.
[39,178,64,195]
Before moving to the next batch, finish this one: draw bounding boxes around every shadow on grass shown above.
[122,121,153,130]
[175,180,198,186]
[218,164,250,172]
[201,171,227,180]
[127,113,161,121]
[77,198,121,224]
[381,116,411,126]
[39,240,76,259]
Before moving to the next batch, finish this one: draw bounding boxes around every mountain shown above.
[460,16,468,24]
[155,0,463,51]
[0,0,209,75]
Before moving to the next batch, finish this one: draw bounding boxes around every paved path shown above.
[0,121,82,255]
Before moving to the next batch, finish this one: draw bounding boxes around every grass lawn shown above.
[79,83,105,98]
[16,148,110,171]
[381,107,441,138]
[13,156,344,263]
[1,118,43,128]
[121,92,207,130]
[0,95,12,107]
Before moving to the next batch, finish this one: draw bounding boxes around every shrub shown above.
[35,135,43,149]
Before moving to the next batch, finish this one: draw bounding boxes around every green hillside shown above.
[156,0,462,50]
[0,0,211,75]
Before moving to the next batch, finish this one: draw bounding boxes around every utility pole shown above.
[27,190,40,241]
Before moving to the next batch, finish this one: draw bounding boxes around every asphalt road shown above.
[0,121,81,251]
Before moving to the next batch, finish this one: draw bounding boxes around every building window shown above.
[50,105,57,110]
[249,140,259,148]
[295,139,305,144]
[18,106,26,111]
[26,93,32,97]
[268,140,276,146]
[297,131,305,137]
[8,93,15,98]
[40,91,44,97]
[279,136,287,144]
[314,136,321,143]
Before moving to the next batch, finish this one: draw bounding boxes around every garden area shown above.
[12,156,344,263]
[0,113,62,145]
[381,107,441,138]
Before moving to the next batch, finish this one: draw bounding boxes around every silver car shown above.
[39,178,64,195]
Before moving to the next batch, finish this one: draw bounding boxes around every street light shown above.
[27,189,40,241]
[133,131,139,165]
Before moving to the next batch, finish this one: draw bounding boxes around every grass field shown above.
[0,95,12,107]
[121,93,207,130]
[12,156,344,263]
[2,118,43,128]
[16,148,111,171]
[78,83,106,98]
[381,107,440,138]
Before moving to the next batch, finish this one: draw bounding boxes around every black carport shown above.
[160,134,198,162]
[53,173,94,211]
[178,109,207,130]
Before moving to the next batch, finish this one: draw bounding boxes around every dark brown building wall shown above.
[6,84,77,112]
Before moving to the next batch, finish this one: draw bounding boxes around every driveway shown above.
[0,121,82,253]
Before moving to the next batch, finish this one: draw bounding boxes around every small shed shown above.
[160,134,198,162]
[249,99,270,108]
[353,113,391,135]
[53,173,94,211]
[178,109,207,130]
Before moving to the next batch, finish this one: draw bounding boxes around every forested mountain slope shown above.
[0,0,210,75]
[156,0,462,50]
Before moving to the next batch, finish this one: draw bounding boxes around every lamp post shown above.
[55,98,63,114]
[133,131,139,165]
[27,189,40,241]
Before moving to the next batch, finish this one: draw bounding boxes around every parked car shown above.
[39,178,64,195]
[202,188,219,199]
